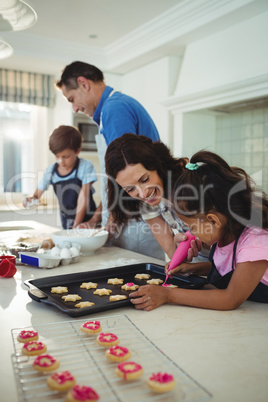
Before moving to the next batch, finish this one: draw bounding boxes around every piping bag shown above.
[162,230,196,286]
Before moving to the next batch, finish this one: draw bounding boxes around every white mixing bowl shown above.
[51,228,108,255]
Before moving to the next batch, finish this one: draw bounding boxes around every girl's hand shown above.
[165,261,193,277]
[129,285,169,311]
[174,234,202,262]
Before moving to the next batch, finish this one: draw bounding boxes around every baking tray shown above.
[24,263,208,317]
[11,313,212,402]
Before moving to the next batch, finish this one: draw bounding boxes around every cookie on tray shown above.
[62,294,82,302]
[106,345,131,362]
[22,341,47,356]
[115,361,143,380]
[146,372,176,393]
[121,282,139,291]
[96,332,119,347]
[47,371,76,392]
[17,330,38,343]
[66,385,99,402]
[75,301,95,308]
[107,278,124,285]
[93,288,112,296]
[81,320,102,334]
[80,282,98,290]
[135,273,151,280]
[109,295,127,302]
[51,286,68,294]
[147,278,163,285]
[33,354,60,372]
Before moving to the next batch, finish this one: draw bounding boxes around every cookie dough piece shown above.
[147,278,163,285]
[93,288,112,296]
[51,286,68,294]
[47,371,76,392]
[121,282,139,291]
[106,345,131,362]
[109,295,127,302]
[81,320,102,334]
[147,372,176,393]
[135,273,151,280]
[33,354,60,372]
[115,361,143,380]
[107,278,124,285]
[96,332,119,347]
[17,330,38,343]
[22,341,47,356]
[162,284,178,288]
[75,301,95,308]
[80,282,98,290]
[62,294,82,302]
[66,385,99,402]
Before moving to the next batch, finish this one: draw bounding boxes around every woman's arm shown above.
[129,260,268,311]
[73,183,91,228]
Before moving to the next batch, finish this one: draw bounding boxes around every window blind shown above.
[0,69,56,108]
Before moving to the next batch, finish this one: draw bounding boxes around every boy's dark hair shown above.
[56,61,104,89]
[49,125,83,154]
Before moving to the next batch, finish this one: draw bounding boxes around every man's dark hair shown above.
[56,61,104,89]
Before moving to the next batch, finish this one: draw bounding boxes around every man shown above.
[56,61,164,259]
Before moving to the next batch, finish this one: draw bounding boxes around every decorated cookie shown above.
[147,278,163,285]
[135,273,151,280]
[80,282,98,290]
[93,288,112,296]
[107,278,124,285]
[121,282,139,291]
[106,345,131,363]
[51,286,68,294]
[96,332,119,347]
[109,295,127,302]
[62,294,82,302]
[47,371,76,392]
[162,284,178,288]
[115,361,143,381]
[22,341,47,356]
[81,321,102,335]
[147,372,176,393]
[75,301,95,308]
[17,330,38,343]
[66,385,99,402]
[33,354,60,372]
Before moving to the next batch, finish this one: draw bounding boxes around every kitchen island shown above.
[0,222,267,402]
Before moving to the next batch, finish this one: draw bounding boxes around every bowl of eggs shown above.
[50,228,109,256]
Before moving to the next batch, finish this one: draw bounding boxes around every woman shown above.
[105,133,201,259]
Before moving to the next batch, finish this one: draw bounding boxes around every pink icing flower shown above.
[51,371,74,384]
[98,332,118,342]
[83,320,101,330]
[117,361,142,373]
[23,341,44,351]
[19,330,38,339]
[149,372,174,383]
[72,385,99,401]
[109,345,129,357]
[33,354,56,367]
[126,282,134,286]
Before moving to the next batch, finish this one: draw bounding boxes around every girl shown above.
[105,133,201,259]
[129,150,268,310]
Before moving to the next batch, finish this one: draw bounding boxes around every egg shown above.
[60,247,72,259]
[70,247,80,257]
[50,246,61,256]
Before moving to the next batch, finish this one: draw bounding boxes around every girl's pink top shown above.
[71,385,99,401]
[51,371,74,384]
[149,372,174,383]
[214,226,268,285]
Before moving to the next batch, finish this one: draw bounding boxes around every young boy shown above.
[24,125,97,229]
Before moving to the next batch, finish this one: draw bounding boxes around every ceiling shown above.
[0,0,267,77]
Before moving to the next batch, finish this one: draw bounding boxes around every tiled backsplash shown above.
[215,107,268,194]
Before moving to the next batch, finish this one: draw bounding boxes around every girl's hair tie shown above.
[185,162,204,171]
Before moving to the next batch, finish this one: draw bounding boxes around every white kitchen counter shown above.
[0,222,267,402]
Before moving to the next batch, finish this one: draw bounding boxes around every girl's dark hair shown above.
[49,125,83,154]
[172,150,268,241]
[105,133,187,224]
[56,61,104,89]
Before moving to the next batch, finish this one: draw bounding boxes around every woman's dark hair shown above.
[172,150,268,242]
[105,133,187,224]
[49,125,83,154]
[56,61,104,89]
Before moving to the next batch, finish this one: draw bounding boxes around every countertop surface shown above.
[0,221,267,402]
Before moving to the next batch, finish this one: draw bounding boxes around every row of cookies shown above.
[17,329,100,401]
[81,320,177,394]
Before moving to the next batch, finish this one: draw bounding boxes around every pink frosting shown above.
[19,330,38,339]
[51,371,74,384]
[126,282,134,286]
[118,362,142,380]
[149,372,174,383]
[71,385,99,401]
[33,354,56,367]
[83,321,101,330]
[109,345,129,357]
[162,284,172,287]
[23,341,44,351]
[98,332,118,343]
